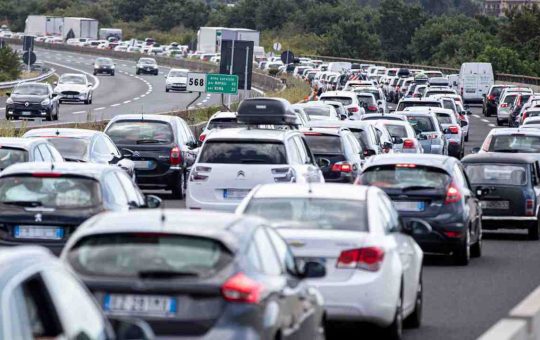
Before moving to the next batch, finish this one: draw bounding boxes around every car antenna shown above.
[160,204,166,225]
[308,180,313,194]
[50,162,54,171]
[55,129,60,136]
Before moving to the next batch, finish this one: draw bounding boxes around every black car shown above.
[0,162,161,255]
[23,128,135,179]
[303,128,364,183]
[463,153,540,240]
[0,137,64,170]
[105,114,198,198]
[136,57,159,75]
[93,57,115,76]
[483,85,510,117]
[62,209,326,339]
[359,154,483,265]
[5,82,59,121]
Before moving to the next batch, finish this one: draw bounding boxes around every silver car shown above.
[376,120,424,153]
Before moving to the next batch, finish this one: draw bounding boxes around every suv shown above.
[483,85,510,117]
[135,57,159,75]
[105,114,198,198]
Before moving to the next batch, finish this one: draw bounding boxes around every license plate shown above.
[466,89,476,93]
[14,225,64,240]
[21,111,31,115]
[223,189,250,199]
[393,201,425,212]
[134,160,153,169]
[481,200,509,209]
[103,294,176,317]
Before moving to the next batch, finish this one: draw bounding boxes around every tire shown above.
[136,69,140,75]
[45,110,53,121]
[383,287,403,340]
[166,88,170,92]
[93,71,97,76]
[464,133,469,142]
[111,71,115,76]
[404,272,422,329]
[453,229,470,266]
[528,220,539,240]
[471,226,482,258]
[496,117,503,126]
[155,71,159,76]
[171,172,184,199]
[54,106,59,121]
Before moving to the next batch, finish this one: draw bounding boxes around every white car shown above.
[198,111,243,143]
[53,73,93,104]
[165,68,189,92]
[376,120,424,153]
[319,91,365,119]
[236,183,427,338]
[294,102,340,121]
[186,128,324,212]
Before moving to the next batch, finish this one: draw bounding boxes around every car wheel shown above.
[464,133,469,142]
[528,220,539,240]
[496,117,503,126]
[471,229,482,258]
[136,69,140,75]
[383,288,403,340]
[45,110,53,121]
[404,272,422,329]
[111,71,115,76]
[54,106,59,121]
[453,229,470,265]
[166,88,170,92]
[93,71,97,76]
[171,172,184,199]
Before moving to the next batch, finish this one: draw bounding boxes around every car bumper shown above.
[58,94,89,102]
[0,238,64,255]
[403,216,466,255]
[482,216,537,230]
[498,110,511,120]
[6,105,52,118]
[95,68,114,74]
[185,192,240,212]
[167,84,187,91]
[139,68,158,74]
[135,167,181,190]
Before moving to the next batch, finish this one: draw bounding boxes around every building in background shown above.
[484,0,540,16]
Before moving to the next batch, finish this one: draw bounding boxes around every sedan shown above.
[93,57,115,76]
[61,209,326,339]
[53,73,93,104]
[358,154,483,265]
[165,68,189,92]
[376,120,423,153]
[136,57,159,75]
[237,183,429,339]
[400,112,448,155]
[5,82,59,121]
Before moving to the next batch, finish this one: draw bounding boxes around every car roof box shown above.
[237,97,299,126]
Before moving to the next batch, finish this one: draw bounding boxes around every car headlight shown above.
[6,97,13,104]
[41,98,50,106]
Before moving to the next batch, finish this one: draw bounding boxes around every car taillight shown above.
[487,95,495,101]
[444,181,462,205]
[32,172,62,177]
[199,133,206,143]
[348,107,359,113]
[523,112,528,121]
[170,146,182,166]
[403,139,415,148]
[331,162,353,173]
[336,247,385,271]
[444,230,462,238]
[526,199,535,216]
[448,125,459,134]
[367,105,378,111]
[222,273,263,304]
[190,166,211,182]
[500,103,508,108]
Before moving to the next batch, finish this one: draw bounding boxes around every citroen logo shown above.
[132,151,140,157]
[34,213,42,222]
[236,170,245,179]
[24,102,29,107]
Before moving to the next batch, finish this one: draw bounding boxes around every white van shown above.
[458,62,494,103]
[328,62,352,73]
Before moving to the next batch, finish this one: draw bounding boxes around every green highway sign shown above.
[206,73,238,95]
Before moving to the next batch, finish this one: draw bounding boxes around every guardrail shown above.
[302,54,540,87]
[0,68,56,89]
[3,38,284,93]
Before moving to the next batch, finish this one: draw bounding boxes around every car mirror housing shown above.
[300,260,326,279]
[109,317,155,340]
[391,136,403,144]
[317,158,331,169]
[471,147,481,154]
[403,218,432,235]
[145,194,162,209]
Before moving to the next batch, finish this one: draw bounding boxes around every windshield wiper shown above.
[240,159,267,164]
[401,185,437,192]
[137,270,199,278]
[493,149,521,153]
[136,139,168,144]
[2,201,43,207]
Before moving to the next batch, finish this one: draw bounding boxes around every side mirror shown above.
[363,149,376,157]
[402,218,432,235]
[51,93,58,98]
[317,158,331,168]
[88,83,93,87]
[383,141,393,149]
[300,260,326,279]
[460,120,467,127]
[391,136,403,144]
[186,141,198,150]
[471,147,481,153]
[6,92,10,96]
[453,81,458,87]
[109,317,155,340]
[145,194,162,208]
[464,104,470,110]
[340,113,348,120]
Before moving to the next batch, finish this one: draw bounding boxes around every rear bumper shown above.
[403,216,466,255]
[482,216,537,230]
[185,191,240,212]
[0,239,64,255]
[136,167,182,190]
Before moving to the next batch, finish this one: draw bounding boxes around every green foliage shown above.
[0,46,20,82]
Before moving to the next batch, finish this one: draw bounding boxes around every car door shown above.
[294,136,323,183]
[342,133,362,176]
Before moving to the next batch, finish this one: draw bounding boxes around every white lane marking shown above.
[44,60,100,91]
[94,107,105,111]
[473,114,480,118]
[72,111,86,114]
[489,123,496,127]
[0,108,5,111]
[196,103,203,106]
[134,97,140,101]
[140,94,146,98]
[123,100,131,104]
[481,119,489,123]
[122,64,127,67]
[111,103,121,107]
[202,99,208,103]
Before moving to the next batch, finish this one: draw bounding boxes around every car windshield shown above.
[384,124,408,138]
[303,106,332,117]
[358,90,380,100]
[67,233,232,277]
[321,97,352,105]
[207,118,244,130]
[397,102,441,110]
[489,134,540,153]
[245,198,368,231]
[199,141,287,164]
[362,165,450,190]
[96,58,113,65]
[140,59,156,65]
[106,121,174,145]
[304,135,342,154]
[169,71,187,77]
[465,164,527,186]
[0,176,101,208]
[436,113,453,124]
[45,137,89,161]
[0,148,28,170]
[59,75,86,85]
[13,84,48,96]
[405,116,436,133]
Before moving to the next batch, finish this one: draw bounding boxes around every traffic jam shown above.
[2,55,540,340]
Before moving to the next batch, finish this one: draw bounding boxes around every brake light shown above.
[303,132,322,136]
[367,105,378,111]
[336,247,385,271]
[348,107,359,113]
[331,162,353,173]
[199,133,206,143]
[500,103,508,108]
[487,95,495,101]
[170,146,182,166]
[222,273,263,304]
[448,126,459,134]
[396,163,416,168]
[444,181,462,204]
[444,231,462,238]
[526,199,535,216]
[523,111,528,121]
[32,172,61,177]
[403,139,415,149]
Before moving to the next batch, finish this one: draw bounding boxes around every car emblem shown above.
[34,213,42,222]
[288,240,306,248]
[132,151,140,157]
[236,170,246,179]
[24,102,29,107]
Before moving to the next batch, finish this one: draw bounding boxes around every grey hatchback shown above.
[401,112,448,155]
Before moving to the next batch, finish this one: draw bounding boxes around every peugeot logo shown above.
[24,102,29,107]
[236,170,246,179]
[34,213,42,222]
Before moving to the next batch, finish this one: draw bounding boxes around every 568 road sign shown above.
[186,73,239,95]
[187,73,206,92]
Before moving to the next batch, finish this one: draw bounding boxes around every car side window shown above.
[174,120,188,145]
[380,194,400,232]
[92,136,109,155]
[42,268,108,340]
[246,239,263,272]
[286,138,302,164]
[253,227,282,275]
[376,194,395,234]
[46,144,63,162]
[453,164,466,189]
[115,171,144,205]
[295,136,313,164]
[266,227,298,276]
[33,147,44,162]
[180,119,196,144]
[103,135,121,158]
[103,172,129,207]
[38,144,53,162]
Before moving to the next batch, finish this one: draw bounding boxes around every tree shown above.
[320,17,382,59]
[0,46,20,82]
[478,45,531,75]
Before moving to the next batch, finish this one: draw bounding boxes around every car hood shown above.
[9,94,47,103]
[55,84,89,92]
[166,77,187,84]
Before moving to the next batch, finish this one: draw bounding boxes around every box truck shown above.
[197,27,260,53]
[62,17,98,40]
[24,15,64,37]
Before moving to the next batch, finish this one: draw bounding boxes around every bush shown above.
[0,47,20,82]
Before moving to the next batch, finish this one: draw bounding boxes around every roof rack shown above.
[237,97,300,129]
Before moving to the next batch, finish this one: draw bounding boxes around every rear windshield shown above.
[46,138,89,161]
[361,165,450,190]
[207,118,244,130]
[503,95,517,104]
[303,106,332,118]
[0,148,28,170]
[489,134,540,153]
[388,70,397,76]
[320,97,352,105]
[435,113,453,124]
[384,125,408,138]
[67,234,232,277]
[304,135,342,154]
[357,95,376,106]
[106,121,174,145]
[199,141,287,164]
[244,198,368,231]
[358,90,380,100]
[465,164,527,186]
[0,176,101,208]
[397,101,442,110]
[490,87,505,97]
[405,116,436,133]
